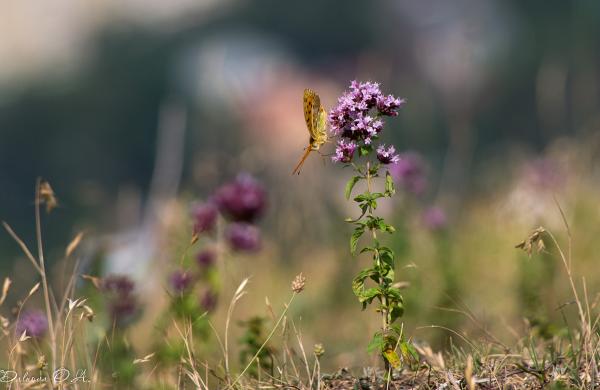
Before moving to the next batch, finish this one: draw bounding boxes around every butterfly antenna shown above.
[292,147,312,175]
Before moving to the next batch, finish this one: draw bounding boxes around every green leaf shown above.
[386,287,404,303]
[350,226,365,254]
[379,247,395,269]
[399,341,419,364]
[377,219,395,233]
[390,303,404,323]
[360,203,369,215]
[360,246,376,254]
[345,176,362,200]
[359,145,373,157]
[352,268,378,296]
[383,268,395,283]
[385,171,395,197]
[368,163,380,175]
[353,194,369,202]
[358,287,381,304]
[367,333,384,354]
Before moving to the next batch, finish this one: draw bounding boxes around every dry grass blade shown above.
[225,278,250,376]
[133,353,156,365]
[0,278,11,306]
[172,320,208,390]
[27,282,40,298]
[228,291,298,390]
[416,325,480,353]
[81,274,102,290]
[414,344,445,369]
[2,222,42,273]
[65,232,84,258]
[290,320,312,389]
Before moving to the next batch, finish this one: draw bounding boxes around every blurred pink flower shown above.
[422,207,447,231]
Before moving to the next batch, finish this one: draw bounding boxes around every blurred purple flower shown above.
[101,274,135,296]
[192,202,218,234]
[389,152,427,195]
[101,274,139,325]
[213,174,267,222]
[16,310,48,338]
[332,140,358,163]
[329,80,404,144]
[200,290,218,312]
[109,298,138,324]
[376,144,400,164]
[225,222,261,252]
[170,270,194,293]
[422,207,448,231]
[196,249,216,268]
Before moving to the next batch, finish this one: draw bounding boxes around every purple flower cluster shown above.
[183,174,267,315]
[192,202,218,234]
[329,81,404,161]
[192,173,267,253]
[333,140,357,163]
[225,222,261,252]
[16,310,48,338]
[213,174,267,223]
[389,152,427,195]
[376,144,400,165]
[101,274,138,325]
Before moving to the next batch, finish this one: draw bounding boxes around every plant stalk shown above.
[35,178,57,375]
[365,162,390,371]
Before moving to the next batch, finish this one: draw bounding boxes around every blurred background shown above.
[2,0,600,370]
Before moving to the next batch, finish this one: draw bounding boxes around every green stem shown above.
[364,162,390,370]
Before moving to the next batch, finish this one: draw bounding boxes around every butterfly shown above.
[292,89,328,175]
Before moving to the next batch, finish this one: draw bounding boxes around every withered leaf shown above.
[81,274,102,290]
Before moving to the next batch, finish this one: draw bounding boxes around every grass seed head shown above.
[515,226,546,257]
[39,180,58,213]
[291,273,306,294]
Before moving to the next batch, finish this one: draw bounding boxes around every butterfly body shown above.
[292,89,328,175]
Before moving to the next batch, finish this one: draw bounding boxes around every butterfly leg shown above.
[292,147,312,175]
